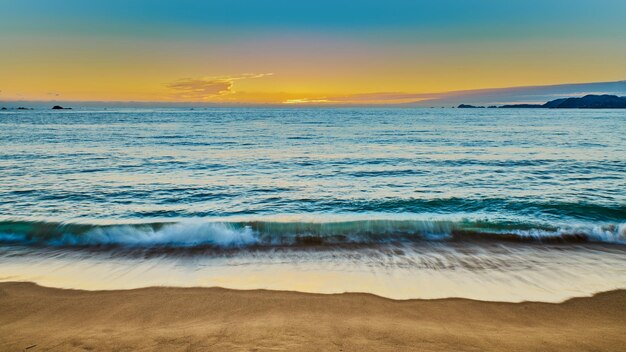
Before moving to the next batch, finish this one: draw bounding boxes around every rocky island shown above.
[498,94,626,109]
[457,104,485,108]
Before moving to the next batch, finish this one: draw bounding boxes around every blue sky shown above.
[1,0,625,104]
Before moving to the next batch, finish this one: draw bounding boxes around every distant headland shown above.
[458,94,626,109]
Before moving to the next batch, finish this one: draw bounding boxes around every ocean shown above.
[1,107,624,301]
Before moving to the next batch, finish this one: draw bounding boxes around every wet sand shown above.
[1,282,624,351]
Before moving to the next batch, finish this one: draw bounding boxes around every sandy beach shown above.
[0,282,624,351]
[3,1,626,351]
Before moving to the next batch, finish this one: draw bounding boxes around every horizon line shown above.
[2,79,625,108]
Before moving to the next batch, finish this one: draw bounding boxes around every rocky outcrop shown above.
[545,95,626,108]
[499,104,543,108]
[493,95,626,109]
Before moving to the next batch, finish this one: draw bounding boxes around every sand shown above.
[0,282,624,351]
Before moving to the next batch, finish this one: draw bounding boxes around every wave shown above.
[0,219,624,249]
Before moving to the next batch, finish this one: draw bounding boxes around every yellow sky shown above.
[1,34,626,104]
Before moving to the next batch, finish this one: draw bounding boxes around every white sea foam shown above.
[510,223,626,244]
[0,219,624,248]
[57,221,258,247]
[2,240,625,302]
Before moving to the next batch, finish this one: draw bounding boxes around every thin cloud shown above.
[283,98,330,104]
[329,92,438,103]
[167,73,273,100]
[283,92,438,105]
[289,80,626,106]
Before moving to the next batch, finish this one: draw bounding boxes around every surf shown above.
[1,218,624,249]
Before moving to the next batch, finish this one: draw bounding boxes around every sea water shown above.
[0,108,624,301]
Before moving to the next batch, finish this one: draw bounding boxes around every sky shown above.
[1,0,626,105]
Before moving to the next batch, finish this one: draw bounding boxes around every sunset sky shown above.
[1,0,626,105]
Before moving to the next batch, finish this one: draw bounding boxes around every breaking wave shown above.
[0,219,624,248]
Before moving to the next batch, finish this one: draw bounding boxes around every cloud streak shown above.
[167,73,273,100]
[283,80,626,106]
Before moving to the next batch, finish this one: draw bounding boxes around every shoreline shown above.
[1,282,625,351]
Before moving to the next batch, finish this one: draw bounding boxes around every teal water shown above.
[0,108,625,301]
[0,108,624,246]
